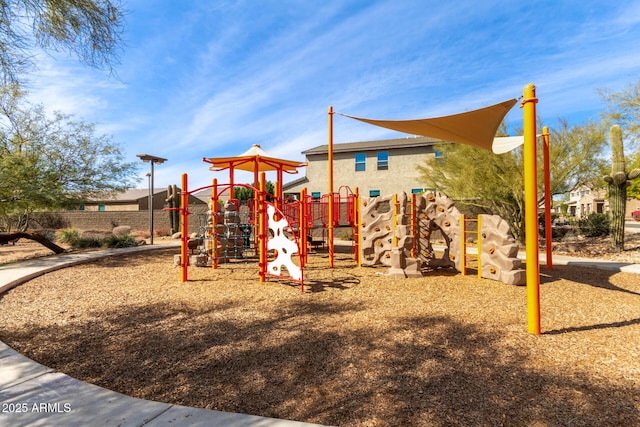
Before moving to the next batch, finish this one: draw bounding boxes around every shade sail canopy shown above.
[203,144,307,173]
[339,98,518,153]
[492,135,525,154]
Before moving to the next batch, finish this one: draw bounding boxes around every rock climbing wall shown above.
[363,191,525,286]
[386,192,422,278]
[415,191,461,271]
[478,214,526,285]
[360,194,395,266]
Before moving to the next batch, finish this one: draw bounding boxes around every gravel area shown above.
[0,236,639,426]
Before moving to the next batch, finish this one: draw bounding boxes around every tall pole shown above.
[150,161,155,245]
[328,106,335,268]
[543,126,552,270]
[523,84,541,335]
[136,154,167,246]
[181,173,189,283]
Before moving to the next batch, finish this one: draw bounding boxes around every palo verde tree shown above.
[233,181,275,201]
[600,80,640,148]
[600,79,640,199]
[0,0,125,85]
[417,119,607,242]
[627,152,640,199]
[0,85,138,234]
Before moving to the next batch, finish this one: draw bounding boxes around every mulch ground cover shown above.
[1,248,639,426]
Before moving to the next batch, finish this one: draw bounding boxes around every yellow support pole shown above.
[355,187,361,267]
[477,215,482,279]
[542,126,553,270]
[411,193,417,258]
[460,214,467,275]
[211,178,218,270]
[259,172,267,283]
[523,84,541,335]
[393,193,398,247]
[180,173,189,283]
[328,106,335,268]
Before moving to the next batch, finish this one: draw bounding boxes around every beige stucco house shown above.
[566,186,607,219]
[566,184,640,219]
[283,136,443,198]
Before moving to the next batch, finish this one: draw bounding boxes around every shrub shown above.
[57,228,80,244]
[103,234,138,248]
[133,229,151,239]
[36,229,56,242]
[112,225,132,236]
[73,236,104,248]
[576,213,610,237]
[155,227,171,237]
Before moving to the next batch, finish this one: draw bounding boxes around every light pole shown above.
[137,154,167,245]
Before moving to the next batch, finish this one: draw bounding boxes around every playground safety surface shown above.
[1,242,640,426]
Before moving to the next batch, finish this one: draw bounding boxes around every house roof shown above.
[282,176,309,191]
[303,136,444,155]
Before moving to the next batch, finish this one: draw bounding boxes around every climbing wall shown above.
[266,204,302,281]
[415,191,461,271]
[363,191,525,286]
[478,214,526,285]
[360,194,395,266]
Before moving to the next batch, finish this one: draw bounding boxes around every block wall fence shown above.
[48,205,209,235]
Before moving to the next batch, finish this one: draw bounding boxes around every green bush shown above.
[57,228,80,244]
[576,213,610,237]
[73,236,104,248]
[103,234,138,248]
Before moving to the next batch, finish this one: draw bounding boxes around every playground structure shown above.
[360,191,526,285]
[174,170,525,290]
[171,171,361,292]
[173,84,544,333]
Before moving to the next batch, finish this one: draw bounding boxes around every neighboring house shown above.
[566,185,607,219]
[283,136,444,198]
[565,184,640,219]
[76,188,205,211]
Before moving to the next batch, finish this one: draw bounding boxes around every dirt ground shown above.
[1,236,640,426]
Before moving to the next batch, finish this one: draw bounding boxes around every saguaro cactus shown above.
[603,125,640,251]
[166,184,181,234]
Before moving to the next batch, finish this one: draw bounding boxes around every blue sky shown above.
[26,0,640,190]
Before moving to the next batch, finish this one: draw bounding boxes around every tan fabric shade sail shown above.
[203,144,306,173]
[339,98,518,153]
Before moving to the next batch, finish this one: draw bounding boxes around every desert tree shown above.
[0,0,125,84]
[417,119,607,242]
[0,85,138,234]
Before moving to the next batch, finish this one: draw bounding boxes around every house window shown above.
[355,153,366,172]
[377,151,388,170]
[311,192,321,199]
[79,204,85,211]
[98,204,106,212]
[369,189,381,197]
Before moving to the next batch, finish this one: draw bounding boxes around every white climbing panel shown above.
[266,204,302,281]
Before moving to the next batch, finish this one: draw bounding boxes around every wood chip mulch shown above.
[1,239,639,426]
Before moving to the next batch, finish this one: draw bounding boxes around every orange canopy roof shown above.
[203,144,306,173]
[339,98,518,153]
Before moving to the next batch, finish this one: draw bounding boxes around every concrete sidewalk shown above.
[536,252,640,274]
[0,244,327,427]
